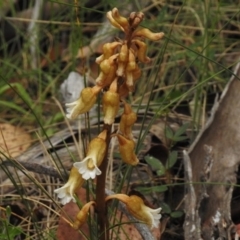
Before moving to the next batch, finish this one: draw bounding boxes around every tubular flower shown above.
[96,42,121,64]
[117,134,139,166]
[132,28,164,41]
[119,103,137,139]
[107,8,129,33]
[106,194,162,229]
[54,167,84,205]
[125,50,137,91]
[95,54,118,87]
[72,201,96,230]
[106,10,124,31]
[66,85,102,119]
[111,8,130,33]
[116,43,129,77]
[74,130,107,180]
[103,79,120,124]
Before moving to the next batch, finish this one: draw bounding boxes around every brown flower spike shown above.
[55,7,164,239]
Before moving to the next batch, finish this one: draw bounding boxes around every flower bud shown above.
[126,71,134,92]
[102,79,120,124]
[72,201,96,229]
[133,28,164,41]
[65,85,102,120]
[117,134,139,166]
[119,103,137,138]
[129,12,144,29]
[126,50,136,71]
[117,43,129,76]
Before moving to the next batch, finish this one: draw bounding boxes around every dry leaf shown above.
[0,123,31,158]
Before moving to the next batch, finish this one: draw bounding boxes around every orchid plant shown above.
[54,7,164,239]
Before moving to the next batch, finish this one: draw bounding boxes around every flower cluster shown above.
[55,7,164,231]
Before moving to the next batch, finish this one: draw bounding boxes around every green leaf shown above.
[145,155,165,173]
[0,83,33,107]
[170,211,184,218]
[160,202,171,214]
[6,205,12,217]
[174,123,189,137]
[135,185,168,194]
[0,100,27,114]
[172,135,188,141]
[156,167,166,177]
[150,185,168,192]
[165,126,174,140]
[166,151,178,169]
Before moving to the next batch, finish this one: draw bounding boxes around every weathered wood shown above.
[184,62,240,239]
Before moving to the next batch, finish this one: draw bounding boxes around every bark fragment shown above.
[184,62,240,239]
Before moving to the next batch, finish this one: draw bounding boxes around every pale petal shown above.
[54,185,74,205]
[145,206,161,229]
[74,156,102,180]
[65,101,78,107]
[60,196,73,205]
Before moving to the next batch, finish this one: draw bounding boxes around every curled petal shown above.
[96,42,121,64]
[105,194,162,229]
[95,54,104,64]
[126,195,161,229]
[100,54,118,74]
[95,72,108,86]
[107,11,124,31]
[132,39,151,63]
[96,55,118,87]
[133,28,164,41]
[111,8,129,32]
[72,201,96,229]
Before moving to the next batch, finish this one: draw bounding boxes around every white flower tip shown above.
[74,159,102,180]
[150,207,162,229]
[54,187,73,205]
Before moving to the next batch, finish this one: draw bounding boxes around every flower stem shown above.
[95,124,112,240]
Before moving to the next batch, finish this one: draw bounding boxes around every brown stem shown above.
[95,124,112,240]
